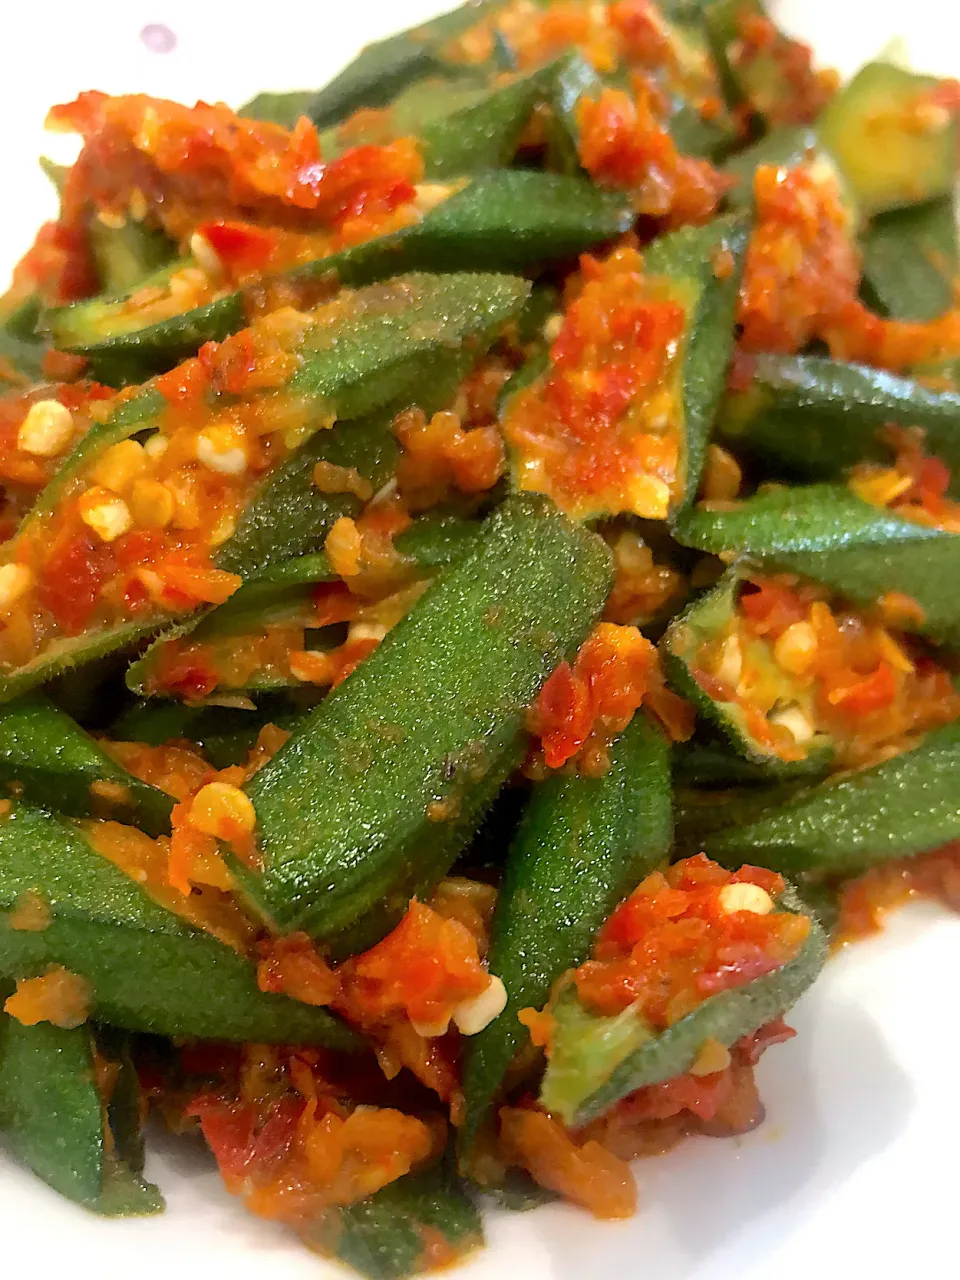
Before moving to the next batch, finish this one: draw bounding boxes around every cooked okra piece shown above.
[238,495,614,957]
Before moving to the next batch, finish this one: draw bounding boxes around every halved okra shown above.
[539,886,827,1127]
[504,215,749,520]
[818,61,959,217]
[0,800,361,1048]
[0,694,173,834]
[304,1158,484,1280]
[673,483,960,647]
[127,513,483,698]
[459,714,672,1156]
[0,272,529,701]
[46,170,632,386]
[236,495,613,958]
[0,1009,163,1215]
[662,569,835,776]
[861,193,959,323]
[696,720,960,875]
[714,354,960,487]
[87,216,177,298]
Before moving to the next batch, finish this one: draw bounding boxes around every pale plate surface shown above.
[1,2,959,1276]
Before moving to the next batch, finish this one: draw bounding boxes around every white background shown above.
[1,3,960,1276]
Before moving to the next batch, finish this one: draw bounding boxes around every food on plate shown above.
[1,1,959,1274]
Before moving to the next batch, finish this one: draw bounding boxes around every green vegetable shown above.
[460,714,671,1156]
[87,218,176,299]
[419,66,551,176]
[0,1009,163,1214]
[127,513,482,698]
[0,695,173,834]
[0,800,361,1048]
[305,2,498,129]
[1,272,529,701]
[674,483,960,646]
[540,886,827,1126]
[697,720,960,874]
[662,570,834,773]
[111,697,309,769]
[723,125,818,205]
[47,171,630,384]
[304,1162,483,1280]
[714,354,960,488]
[306,1159,484,1280]
[240,90,315,126]
[237,495,613,957]
[504,215,748,518]
[861,194,959,322]
[819,61,959,217]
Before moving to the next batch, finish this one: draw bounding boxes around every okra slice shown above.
[504,216,748,521]
[305,1159,484,1280]
[239,90,315,127]
[539,886,826,1127]
[674,484,960,647]
[861,194,959,322]
[0,1010,163,1215]
[662,570,834,776]
[818,62,959,217]
[127,514,482,699]
[238,495,613,957]
[47,171,630,386]
[715,354,960,488]
[699,720,960,874]
[417,66,553,177]
[460,714,671,1155]
[0,273,529,701]
[0,695,173,834]
[0,800,361,1048]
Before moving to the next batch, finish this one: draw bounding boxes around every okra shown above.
[673,483,960,647]
[418,66,554,177]
[237,496,613,957]
[861,194,959,323]
[305,1158,484,1280]
[216,346,479,579]
[818,62,958,217]
[240,90,315,127]
[0,695,173,835]
[0,1009,163,1214]
[645,216,749,513]
[662,570,834,774]
[0,800,361,1048]
[127,513,483,698]
[1,273,528,701]
[111,697,309,769]
[48,171,631,385]
[460,714,672,1155]
[304,2,498,129]
[697,720,960,875]
[714,354,960,488]
[722,125,819,206]
[505,216,748,520]
[539,886,827,1127]
[87,217,176,299]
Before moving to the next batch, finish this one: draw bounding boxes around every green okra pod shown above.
[714,354,960,487]
[696,720,960,875]
[673,483,960,647]
[0,695,173,835]
[0,1009,164,1215]
[460,713,672,1156]
[238,495,614,957]
[0,800,361,1049]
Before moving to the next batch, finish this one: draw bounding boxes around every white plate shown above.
[2,3,960,1276]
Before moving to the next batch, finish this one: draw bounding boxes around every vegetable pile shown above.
[1,1,959,1274]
